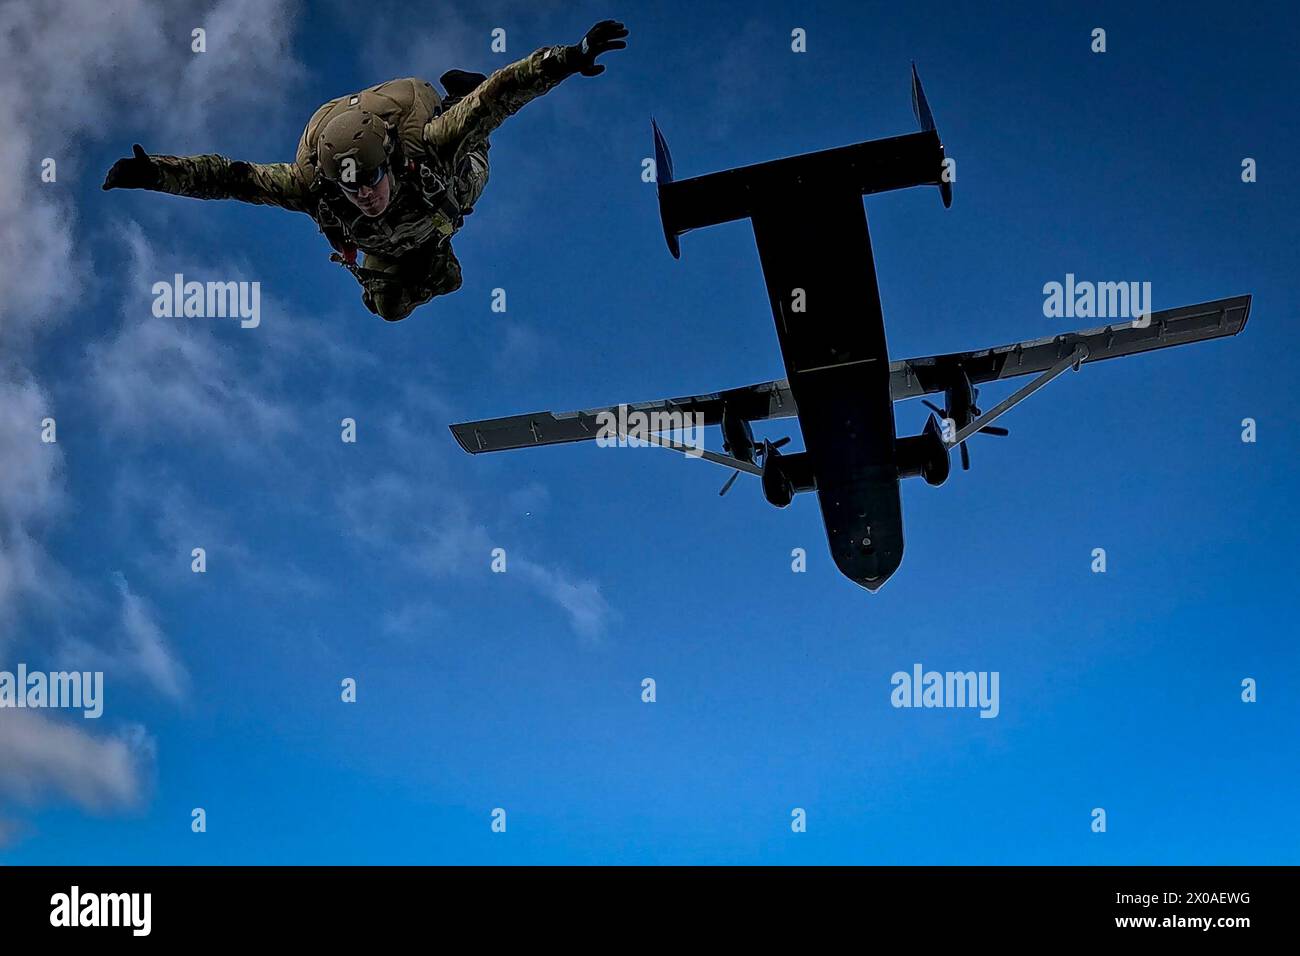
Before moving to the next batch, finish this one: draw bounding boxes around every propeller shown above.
[922,397,1008,471]
[719,436,789,496]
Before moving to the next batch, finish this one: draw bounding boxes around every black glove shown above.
[102,144,160,191]
[570,19,628,76]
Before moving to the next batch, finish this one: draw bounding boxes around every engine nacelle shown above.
[761,448,816,507]
[895,414,951,487]
[721,405,756,464]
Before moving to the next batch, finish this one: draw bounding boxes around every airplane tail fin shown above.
[910,62,936,132]
[651,118,681,259]
[911,63,951,208]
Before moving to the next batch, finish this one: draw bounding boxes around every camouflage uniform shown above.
[144,45,582,321]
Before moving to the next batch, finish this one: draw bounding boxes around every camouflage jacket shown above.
[147,44,581,259]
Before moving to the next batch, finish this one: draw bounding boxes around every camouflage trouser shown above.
[359,148,489,322]
[360,242,464,321]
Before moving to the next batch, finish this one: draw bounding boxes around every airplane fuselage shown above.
[750,185,905,590]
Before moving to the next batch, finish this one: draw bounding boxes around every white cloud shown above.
[0,0,301,834]
[0,382,164,826]
[0,0,305,717]
[158,0,305,144]
[0,712,153,812]
[0,532,59,635]
[0,0,304,339]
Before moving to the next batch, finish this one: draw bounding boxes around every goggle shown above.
[337,164,387,193]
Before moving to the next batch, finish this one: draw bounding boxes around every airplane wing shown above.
[449,295,1250,454]
[449,380,792,454]
[889,294,1251,401]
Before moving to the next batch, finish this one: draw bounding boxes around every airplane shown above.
[450,66,1250,592]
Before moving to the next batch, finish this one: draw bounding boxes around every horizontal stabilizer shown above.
[653,67,951,256]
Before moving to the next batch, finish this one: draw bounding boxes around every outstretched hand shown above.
[573,19,628,76]
[102,144,159,191]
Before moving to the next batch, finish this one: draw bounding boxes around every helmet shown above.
[316,107,392,187]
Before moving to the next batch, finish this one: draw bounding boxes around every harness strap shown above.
[329,252,402,285]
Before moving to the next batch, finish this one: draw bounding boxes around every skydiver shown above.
[102,20,629,322]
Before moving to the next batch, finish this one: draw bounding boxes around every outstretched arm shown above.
[102,144,314,213]
[424,19,628,158]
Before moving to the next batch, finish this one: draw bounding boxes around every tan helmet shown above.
[316,107,392,187]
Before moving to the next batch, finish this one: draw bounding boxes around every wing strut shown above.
[950,345,1087,446]
[614,425,764,476]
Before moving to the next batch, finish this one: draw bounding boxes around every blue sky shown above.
[1,0,1297,863]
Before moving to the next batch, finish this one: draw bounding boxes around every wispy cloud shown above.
[380,600,444,642]
[0,379,63,528]
[514,557,611,640]
[109,466,325,600]
[110,574,189,700]
[491,321,548,379]
[85,223,298,450]
[54,574,189,701]
[0,378,66,629]
[703,18,772,142]
[337,468,612,638]
[354,2,483,82]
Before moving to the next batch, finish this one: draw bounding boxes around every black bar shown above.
[0,865,1286,942]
